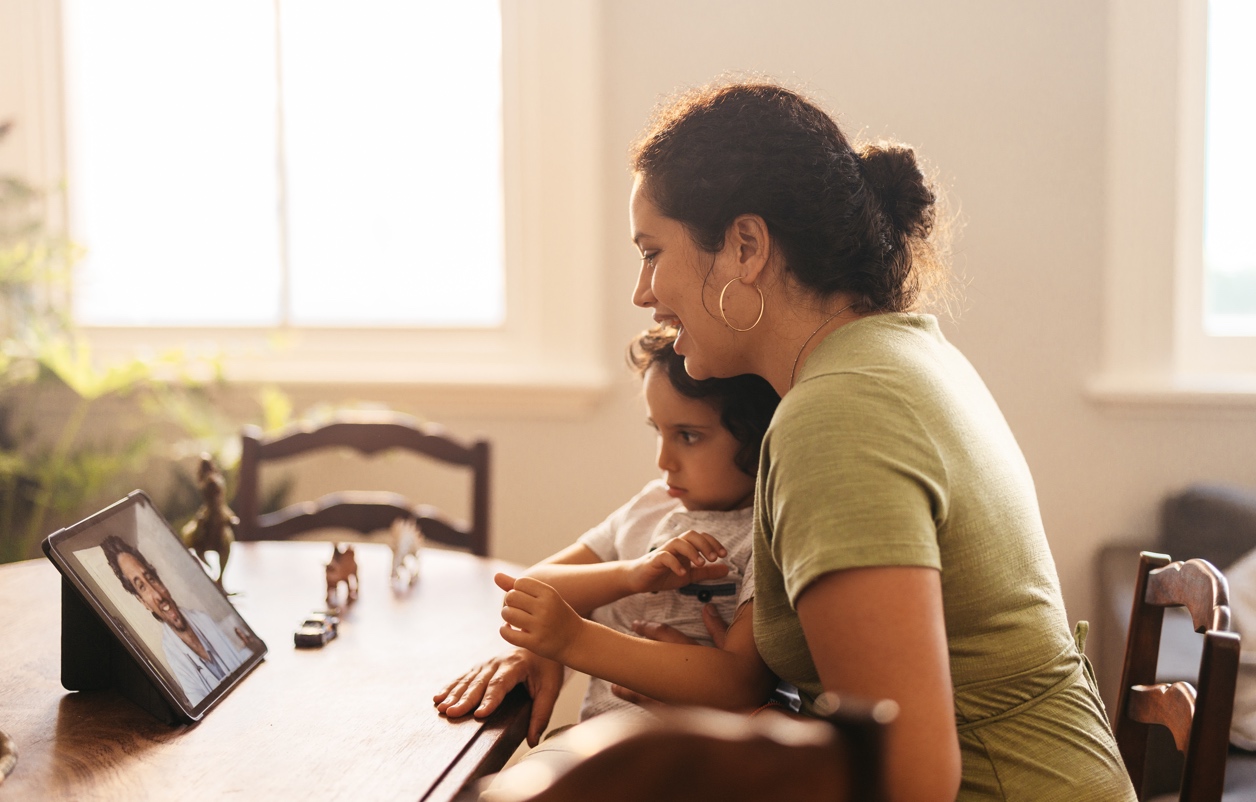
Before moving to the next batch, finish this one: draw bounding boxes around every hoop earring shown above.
[719,278,765,332]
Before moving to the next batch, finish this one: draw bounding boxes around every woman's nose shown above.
[633,262,655,308]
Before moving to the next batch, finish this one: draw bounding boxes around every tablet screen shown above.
[43,490,266,720]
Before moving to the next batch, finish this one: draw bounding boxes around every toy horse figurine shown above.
[181,453,238,588]
[389,518,421,590]
[325,544,359,610]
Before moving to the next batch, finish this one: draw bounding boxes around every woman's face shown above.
[630,175,743,380]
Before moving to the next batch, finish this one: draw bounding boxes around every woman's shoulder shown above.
[778,312,987,439]
[802,313,946,379]
[771,355,921,445]
[763,321,958,490]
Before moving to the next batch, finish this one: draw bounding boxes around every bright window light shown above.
[1203,0,1256,336]
[62,0,503,329]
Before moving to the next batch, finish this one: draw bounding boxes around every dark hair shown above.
[630,81,945,313]
[102,534,159,597]
[628,326,779,476]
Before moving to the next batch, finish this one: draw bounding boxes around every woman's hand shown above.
[433,646,564,746]
[628,530,731,594]
[496,573,587,663]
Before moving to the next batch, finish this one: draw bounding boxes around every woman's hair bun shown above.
[858,142,935,239]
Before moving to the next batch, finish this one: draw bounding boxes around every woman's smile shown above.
[630,177,711,369]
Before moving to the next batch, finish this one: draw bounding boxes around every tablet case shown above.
[60,577,181,725]
[46,490,266,725]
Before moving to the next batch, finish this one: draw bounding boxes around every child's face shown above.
[643,365,756,512]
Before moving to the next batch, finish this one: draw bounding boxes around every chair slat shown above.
[258,420,480,465]
[235,416,491,556]
[258,493,417,539]
[1127,682,1197,753]
[1145,559,1231,632]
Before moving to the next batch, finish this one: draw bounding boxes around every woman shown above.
[623,81,1134,801]
[439,80,1135,802]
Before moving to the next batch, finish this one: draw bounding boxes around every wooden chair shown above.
[234,412,491,556]
[1115,551,1242,801]
[487,694,896,802]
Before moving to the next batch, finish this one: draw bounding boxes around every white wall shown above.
[6,0,1255,681]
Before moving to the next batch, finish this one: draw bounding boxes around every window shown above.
[63,0,504,329]
[1094,0,1256,403]
[1201,0,1256,337]
[0,0,608,410]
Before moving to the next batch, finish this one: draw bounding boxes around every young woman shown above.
[623,81,1135,802]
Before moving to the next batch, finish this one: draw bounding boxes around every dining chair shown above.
[1114,551,1242,802]
[234,412,491,556]
[493,694,896,802]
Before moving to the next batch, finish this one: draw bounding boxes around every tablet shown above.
[42,490,266,722]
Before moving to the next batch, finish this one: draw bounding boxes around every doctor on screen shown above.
[101,535,254,705]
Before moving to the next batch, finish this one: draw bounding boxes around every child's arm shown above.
[525,530,733,617]
[496,573,777,711]
[435,533,737,736]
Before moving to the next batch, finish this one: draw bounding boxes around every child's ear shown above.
[724,213,772,283]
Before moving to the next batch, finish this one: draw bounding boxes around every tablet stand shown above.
[60,578,181,725]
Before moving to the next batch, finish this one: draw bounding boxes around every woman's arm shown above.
[795,566,960,802]
[498,573,776,710]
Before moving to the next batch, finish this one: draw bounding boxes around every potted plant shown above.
[0,120,257,562]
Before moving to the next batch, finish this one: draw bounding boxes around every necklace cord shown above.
[789,303,854,390]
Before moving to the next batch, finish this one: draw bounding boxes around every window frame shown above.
[1093,0,1256,406]
[3,0,608,415]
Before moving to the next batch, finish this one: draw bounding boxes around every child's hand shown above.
[495,573,586,662]
[629,530,731,594]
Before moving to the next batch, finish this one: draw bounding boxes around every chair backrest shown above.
[506,696,895,802]
[234,412,491,556]
[1114,551,1241,802]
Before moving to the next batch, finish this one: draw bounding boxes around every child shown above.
[435,326,780,728]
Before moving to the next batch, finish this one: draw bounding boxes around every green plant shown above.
[0,121,280,562]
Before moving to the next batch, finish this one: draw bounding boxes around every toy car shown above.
[293,612,339,648]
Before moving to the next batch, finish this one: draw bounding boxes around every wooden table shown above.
[0,541,531,801]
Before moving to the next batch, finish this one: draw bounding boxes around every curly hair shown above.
[628,326,779,477]
[630,80,949,314]
[101,534,160,597]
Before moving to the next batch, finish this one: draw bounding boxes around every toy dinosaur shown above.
[182,453,238,588]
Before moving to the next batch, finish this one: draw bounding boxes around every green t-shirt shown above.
[752,313,1134,801]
